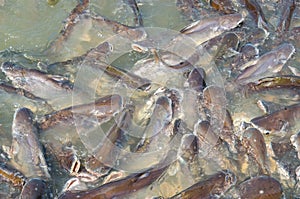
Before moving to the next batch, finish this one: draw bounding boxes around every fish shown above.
[185,67,206,92]
[241,128,269,174]
[1,62,73,108]
[45,143,80,175]
[0,82,43,101]
[123,0,143,27]
[238,175,283,199]
[194,120,220,156]
[290,131,300,160]
[91,14,147,42]
[236,43,295,84]
[10,108,50,179]
[0,160,25,187]
[180,13,244,46]
[39,94,123,130]
[210,0,237,14]
[85,107,133,176]
[251,103,300,133]
[46,0,90,53]
[19,178,49,199]
[176,0,202,21]
[245,75,300,94]
[58,151,175,199]
[244,0,270,31]
[135,95,173,152]
[169,170,236,199]
[277,0,295,33]
[256,99,286,114]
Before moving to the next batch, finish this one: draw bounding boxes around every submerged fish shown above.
[10,108,50,179]
[58,151,175,199]
[1,62,73,108]
[170,170,236,199]
[251,103,300,133]
[245,75,300,94]
[123,0,143,27]
[277,0,295,33]
[241,128,270,174]
[20,178,49,199]
[238,175,283,199]
[39,94,123,130]
[236,43,295,84]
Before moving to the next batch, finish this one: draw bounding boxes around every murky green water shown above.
[0,0,300,198]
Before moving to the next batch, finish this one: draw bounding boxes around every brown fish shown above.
[123,0,143,26]
[251,103,300,133]
[20,178,49,199]
[180,13,244,46]
[241,128,269,174]
[0,82,43,101]
[91,14,147,42]
[170,170,236,199]
[245,75,300,94]
[85,107,133,176]
[244,0,270,30]
[277,0,295,33]
[10,108,50,179]
[46,0,90,53]
[39,94,122,130]
[0,161,25,187]
[1,62,73,108]
[45,142,80,175]
[238,175,283,199]
[210,0,237,14]
[236,43,295,84]
[58,151,175,199]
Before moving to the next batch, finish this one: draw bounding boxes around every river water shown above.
[0,0,300,198]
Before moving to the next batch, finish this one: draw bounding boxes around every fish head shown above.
[219,13,244,30]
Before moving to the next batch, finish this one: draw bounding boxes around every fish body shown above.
[251,103,300,133]
[180,13,244,45]
[236,43,295,84]
[10,108,50,179]
[238,175,283,199]
[170,170,236,199]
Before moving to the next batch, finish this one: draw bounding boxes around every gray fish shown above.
[210,0,237,14]
[256,99,286,114]
[86,107,133,176]
[91,14,147,42]
[123,0,143,26]
[20,178,49,199]
[180,13,244,46]
[0,82,43,101]
[10,108,50,179]
[39,94,123,130]
[241,128,269,174]
[1,62,73,108]
[185,67,206,92]
[238,175,283,199]
[45,143,80,175]
[251,103,300,133]
[277,0,295,33]
[170,170,236,199]
[136,95,173,152]
[236,43,295,84]
[46,0,90,53]
[58,151,175,199]
[244,0,270,31]
[291,131,300,160]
